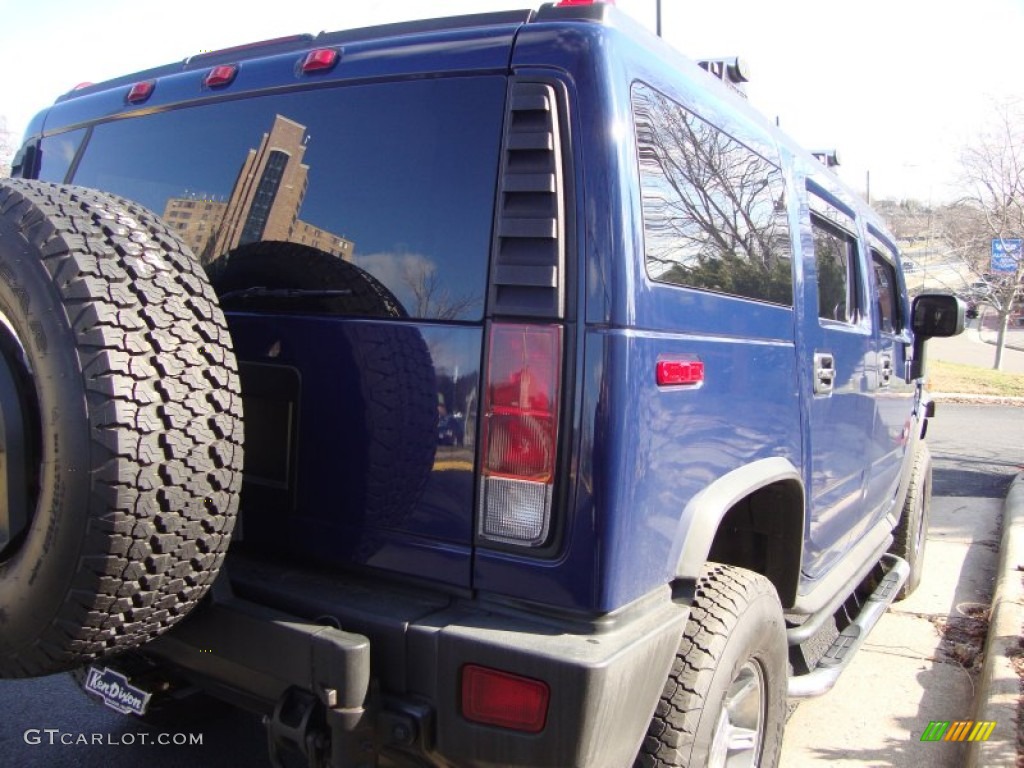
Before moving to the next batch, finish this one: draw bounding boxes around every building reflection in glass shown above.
[161,114,354,265]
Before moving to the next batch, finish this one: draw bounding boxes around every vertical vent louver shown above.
[489,81,566,318]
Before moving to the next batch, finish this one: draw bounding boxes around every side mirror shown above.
[912,293,966,339]
[910,293,966,380]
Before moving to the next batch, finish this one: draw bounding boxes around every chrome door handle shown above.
[814,352,835,396]
[880,354,893,387]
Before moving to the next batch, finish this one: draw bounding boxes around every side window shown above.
[633,82,793,306]
[36,129,88,183]
[811,215,861,324]
[871,250,901,334]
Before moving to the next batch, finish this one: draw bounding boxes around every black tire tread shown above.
[888,442,931,599]
[636,564,785,768]
[0,180,243,677]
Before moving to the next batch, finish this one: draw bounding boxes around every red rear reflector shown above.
[656,359,705,387]
[126,80,155,104]
[204,64,238,88]
[461,665,549,733]
[301,48,339,73]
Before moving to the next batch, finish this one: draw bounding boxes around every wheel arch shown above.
[674,458,805,609]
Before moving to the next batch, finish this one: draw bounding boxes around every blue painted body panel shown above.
[19,4,917,617]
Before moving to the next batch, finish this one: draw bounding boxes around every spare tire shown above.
[0,180,243,678]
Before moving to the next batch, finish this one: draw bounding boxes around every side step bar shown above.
[788,554,909,698]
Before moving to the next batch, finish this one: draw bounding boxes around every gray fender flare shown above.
[674,457,805,584]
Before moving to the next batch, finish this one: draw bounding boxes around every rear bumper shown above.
[147,559,688,767]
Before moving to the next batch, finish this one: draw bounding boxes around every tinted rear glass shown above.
[69,77,507,321]
[37,128,87,183]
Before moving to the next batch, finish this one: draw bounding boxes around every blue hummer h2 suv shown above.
[0,2,965,766]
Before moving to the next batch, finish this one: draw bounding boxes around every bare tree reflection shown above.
[634,85,792,305]
[402,257,480,320]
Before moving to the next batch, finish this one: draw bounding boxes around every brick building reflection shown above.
[162,114,354,262]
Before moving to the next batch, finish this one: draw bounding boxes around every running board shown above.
[787,554,909,698]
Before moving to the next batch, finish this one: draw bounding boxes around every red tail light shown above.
[461,665,549,733]
[478,323,561,546]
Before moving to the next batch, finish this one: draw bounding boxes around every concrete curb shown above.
[967,473,1024,767]
[930,392,1024,406]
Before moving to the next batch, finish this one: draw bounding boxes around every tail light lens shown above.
[478,323,561,547]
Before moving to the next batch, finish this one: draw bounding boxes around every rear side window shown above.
[36,128,87,183]
[871,250,901,334]
[632,82,793,306]
[69,77,507,321]
[811,215,860,324]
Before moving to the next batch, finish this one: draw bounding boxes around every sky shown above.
[1,0,1021,202]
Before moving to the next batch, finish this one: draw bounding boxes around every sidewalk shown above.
[968,474,1024,767]
[781,486,1004,766]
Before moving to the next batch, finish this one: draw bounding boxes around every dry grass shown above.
[927,360,1024,398]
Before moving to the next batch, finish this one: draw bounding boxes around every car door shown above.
[863,230,915,526]
[800,182,877,580]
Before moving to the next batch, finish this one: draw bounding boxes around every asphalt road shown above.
[0,673,270,766]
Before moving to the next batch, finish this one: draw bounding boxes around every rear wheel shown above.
[636,564,787,768]
[0,180,243,678]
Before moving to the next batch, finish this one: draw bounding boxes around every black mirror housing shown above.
[909,293,966,380]
[912,293,966,339]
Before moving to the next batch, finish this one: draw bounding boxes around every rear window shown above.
[64,76,507,321]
